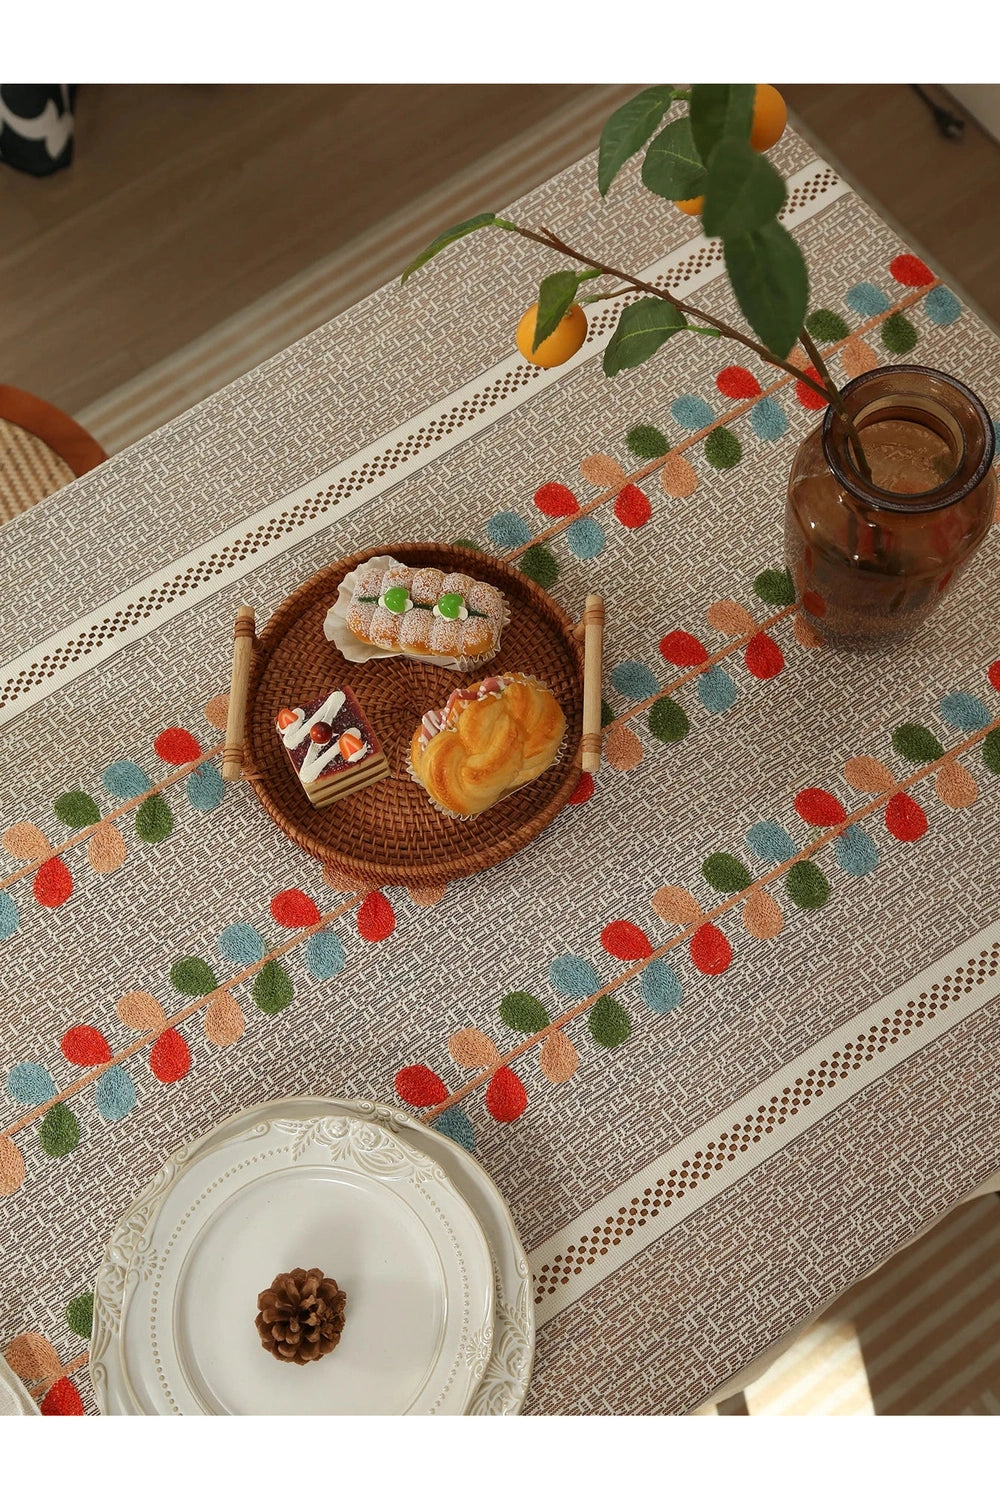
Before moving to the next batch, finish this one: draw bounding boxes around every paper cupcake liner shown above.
[325,554,509,672]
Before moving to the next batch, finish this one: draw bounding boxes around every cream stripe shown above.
[842,1222,996,1356]
[0,159,850,726]
[872,1274,1000,1409]
[529,918,1000,1328]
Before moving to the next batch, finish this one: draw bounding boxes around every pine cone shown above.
[255,1267,347,1365]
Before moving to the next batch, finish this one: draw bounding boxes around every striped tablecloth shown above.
[2,116,1000,1416]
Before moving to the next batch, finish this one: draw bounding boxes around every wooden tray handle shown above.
[222,606,256,782]
[578,592,604,774]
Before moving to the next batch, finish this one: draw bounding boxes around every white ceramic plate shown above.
[95,1112,494,1415]
[0,1353,40,1416]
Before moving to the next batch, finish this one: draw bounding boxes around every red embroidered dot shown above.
[796,368,829,410]
[885,792,928,842]
[744,633,784,680]
[568,772,594,804]
[613,484,652,528]
[485,1066,528,1122]
[801,590,826,618]
[716,365,762,399]
[357,890,395,942]
[270,889,321,927]
[533,482,579,517]
[794,788,846,826]
[601,920,653,961]
[890,253,934,287]
[690,923,732,975]
[659,630,708,666]
[988,661,1000,693]
[153,727,201,764]
[394,1064,447,1108]
[40,1377,84,1416]
[33,857,72,909]
[150,1028,191,1084]
[61,1025,112,1067]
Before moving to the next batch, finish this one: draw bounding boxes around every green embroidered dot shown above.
[754,568,795,606]
[254,960,293,1015]
[436,592,464,620]
[39,1102,80,1158]
[53,791,100,828]
[881,312,919,355]
[983,728,1000,775]
[170,956,218,996]
[786,860,830,909]
[588,995,632,1048]
[383,586,409,614]
[704,428,742,470]
[626,423,670,459]
[649,697,690,745]
[452,539,483,551]
[892,724,944,763]
[601,698,615,728]
[805,308,849,342]
[499,992,551,1033]
[65,1292,94,1340]
[519,544,559,589]
[702,853,752,893]
[135,793,173,843]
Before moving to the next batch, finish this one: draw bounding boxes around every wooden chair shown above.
[0,384,106,524]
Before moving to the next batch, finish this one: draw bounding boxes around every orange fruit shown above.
[674,195,704,216]
[515,301,588,367]
[750,85,787,152]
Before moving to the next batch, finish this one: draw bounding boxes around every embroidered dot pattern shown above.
[568,772,594,804]
[613,484,652,528]
[744,633,784,679]
[304,930,346,980]
[716,365,761,399]
[40,1377,84,1415]
[742,888,784,939]
[34,857,72,908]
[892,724,944,763]
[0,1137,26,1196]
[485,1066,528,1122]
[271,889,321,927]
[610,661,659,700]
[65,1293,94,1340]
[601,920,653,961]
[604,723,643,770]
[87,823,127,874]
[395,1064,447,1107]
[408,883,448,906]
[890,254,934,286]
[846,282,891,318]
[702,853,752,893]
[885,792,929,841]
[659,451,699,498]
[39,1102,80,1157]
[0,891,19,940]
[533,482,579,518]
[939,692,990,731]
[449,1028,501,1067]
[650,884,703,925]
[2,821,52,860]
[217,922,266,966]
[102,759,152,799]
[171,956,218,996]
[841,336,879,380]
[565,516,606,559]
[6,1062,56,1106]
[549,954,601,998]
[982,729,1000,775]
[660,629,708,666]
[153,727,201,764]
[844,755,897,793]
[690,923,732,975]
[749,398,788,441]
[881,313,919,355]
[835,826,880,876]
[432,1107,475,1150]
[61,1025,111,1066]
[53,792,99,828]
[706,600,756,635]
[357,890,395,941]
[625,423,670,459]
[704,428,742,469]
[697,666,738,714]
[116,990,168,1030]
[745,819,798,862]
[94,1066,137,1121]
[793,611,824,649]
[539,1030,579,1083]
[753,569,795,606]
[186,762,225,812]
[203,694,230,731]
[579,453,627,488]
[500,992,551,1032]
[149,1028,191,1082]
[671,394,715,430]
[786,860,831,909]
[648,698,690,744]
[532,941,1000,1304]
[4,1331,61,1382]
[135,794,173,843]
[253,961,293,1014]
[588,995,632,1048]
[486,512,532,549]
[936,761,978,809]
[923,286,961,326]
[518,544,559,589]
[640,959,683,1013]
[805,309,849,342]
[204,992,246,1047]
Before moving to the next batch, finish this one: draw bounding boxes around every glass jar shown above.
[785,365,996,650]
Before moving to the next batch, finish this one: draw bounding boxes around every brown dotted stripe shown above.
[533,942,1000,1303]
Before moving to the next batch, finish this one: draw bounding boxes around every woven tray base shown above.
[245,544,584,887]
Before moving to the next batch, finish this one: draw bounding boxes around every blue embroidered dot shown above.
[186,762,225,812]
[697,666,738,714]
[0,891,18,941]
[671,393,715,431]
[94,1066,136,1121]
[102,759,153,799]
[610,660,659,700]
[565,516,606,560]
[549,954,601,998]
[305,930,346,981]
[939,691,991,731]
[486,512,532,549]
[433,1107,475,1152]
[745,819,798,863]
[6,1062,55,1106]
[750,398,788,442]
[835,826,880,876]
[640,960,683,1014]
[217,922,266,966]
[846,282,890,318]
[923,286,961,326]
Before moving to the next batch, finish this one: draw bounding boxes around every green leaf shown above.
[518,544,559,589]
[400,212,498,284]
[702,137,786,239]
[499,992,551,1033]
[806,308,850,342]
[724,220,809,360]
[533,270,581,351]
[135,793,173,843]
[39,1102,80,1158]
[892,724,945,763]
[53,791,100,828]
[786,860,831,910]
[690,85,756,165]
[170,956,219,997]
[254,960,293,1015]
[983,728,1000,775]
[626,423,670,459]
[702,853,752,893]
[588,995,632,1048]
[648,698,689,744]
[704,428,743,470]
[641,116,705,202]
[754,568,795,606]
[603,298,687,377]
[598,85,677,195]
[65,1292,94,1340]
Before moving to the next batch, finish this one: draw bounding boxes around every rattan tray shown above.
[244,544,584,888]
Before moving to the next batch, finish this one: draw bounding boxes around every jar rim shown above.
[821,364,996,513]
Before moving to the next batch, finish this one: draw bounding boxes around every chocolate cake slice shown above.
[275,688,389,808]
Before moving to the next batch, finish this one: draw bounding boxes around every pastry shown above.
[345,563,506,664]
[409,673,566,818]
[276,687,389,807]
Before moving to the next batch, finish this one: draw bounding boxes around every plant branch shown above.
[799,325,873,481]
[505,219,834,404]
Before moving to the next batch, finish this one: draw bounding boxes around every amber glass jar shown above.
[785,366,996,650]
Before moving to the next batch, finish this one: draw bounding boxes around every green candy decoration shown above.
[437,592,464,619]
[383,586,410,614]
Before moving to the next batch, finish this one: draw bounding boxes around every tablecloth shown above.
[2,115,1000,1416]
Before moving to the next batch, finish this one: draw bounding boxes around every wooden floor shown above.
[2,83,999,419]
